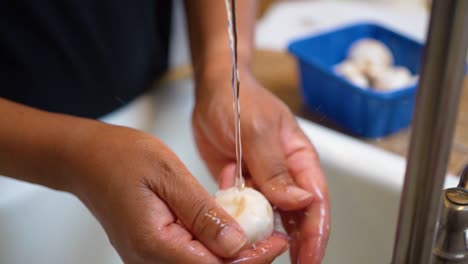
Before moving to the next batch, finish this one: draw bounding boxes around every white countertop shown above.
[256,1,429,50]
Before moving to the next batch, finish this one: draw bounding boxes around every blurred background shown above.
[165,0,466,176]
[1,1,466,264]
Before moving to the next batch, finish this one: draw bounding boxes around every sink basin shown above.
[0,80,458,264]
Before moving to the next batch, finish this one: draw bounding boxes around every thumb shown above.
[153,157,247,258]
[243,125,314,211]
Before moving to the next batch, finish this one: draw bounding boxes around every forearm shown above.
[184,0,257,81]
[0,98,102,192]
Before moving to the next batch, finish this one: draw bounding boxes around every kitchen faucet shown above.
[433,166,468,262]
[391,0,468,263]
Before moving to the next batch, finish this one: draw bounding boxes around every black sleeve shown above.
[0,0,172,118]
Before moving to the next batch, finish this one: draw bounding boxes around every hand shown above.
[193,67,330,264]
[64,124,287,264]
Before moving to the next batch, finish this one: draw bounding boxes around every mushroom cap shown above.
[215,187,274,244]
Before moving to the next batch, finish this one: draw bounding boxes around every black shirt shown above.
[0,0,172,118]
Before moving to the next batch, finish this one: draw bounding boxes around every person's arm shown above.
[0,98,98,191]
[184,0,256,86]
[0,98,290,263]
[185,2,331,263]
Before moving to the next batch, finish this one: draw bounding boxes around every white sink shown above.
[0,80,458,264]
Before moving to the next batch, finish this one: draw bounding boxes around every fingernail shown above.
[217,225,247,256]
[287,186,313,202]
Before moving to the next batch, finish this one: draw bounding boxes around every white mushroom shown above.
[335,60,369,88]
[373,66,414,91]
[334,38,416,92]
[215,187,274,244]
[348,38,394,74]
[345,72,370,88]
[335,60,360,76]
[365,64,389,83]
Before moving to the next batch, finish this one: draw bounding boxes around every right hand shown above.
[63,123,287,263]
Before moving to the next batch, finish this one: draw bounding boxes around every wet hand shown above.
[193,68,330,264]
[66,124,286,264]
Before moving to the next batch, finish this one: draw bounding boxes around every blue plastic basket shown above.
[288,23,423,138]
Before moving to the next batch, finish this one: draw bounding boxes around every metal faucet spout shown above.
[391,0,468,263]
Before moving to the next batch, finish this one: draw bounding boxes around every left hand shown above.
[192,65,330,264]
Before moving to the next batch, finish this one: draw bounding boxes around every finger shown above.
[299,225,328,264]
[243,114,313,211]
[158,223,224,264]
[219,163,237,189]
[295,188,329,264]
[150,154,247,258]
[122,187,222,264]
[224,232,289,264]
[282,124,328,195]
[281,123,330,264]
[279,211,301,263]
[192,112,234,179]
[294,191,329,264]
[218,163,255,190]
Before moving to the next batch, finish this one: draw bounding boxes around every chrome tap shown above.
[433,166,468,263]
[391,0,468,263]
